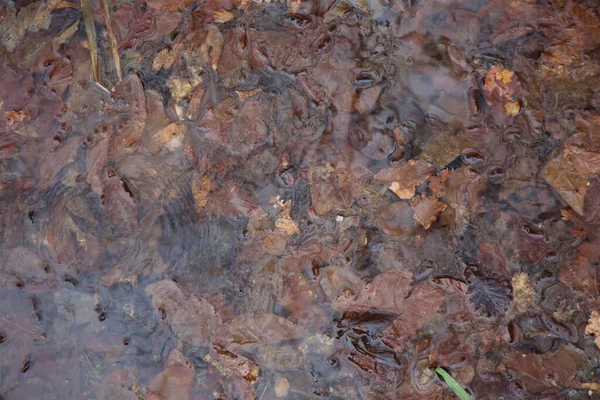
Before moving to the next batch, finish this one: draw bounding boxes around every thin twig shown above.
[80,0,98,82]
[94,81,111,94]
[0,316,49,341]
[84,353,100,377]
[258,379,270,400]
[100,0,122,82]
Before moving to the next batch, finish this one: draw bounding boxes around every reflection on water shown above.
[1,0,600,398]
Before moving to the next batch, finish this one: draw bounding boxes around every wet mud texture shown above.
[1,0,600,398]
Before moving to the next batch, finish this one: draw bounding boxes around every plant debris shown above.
[0,0,600,398]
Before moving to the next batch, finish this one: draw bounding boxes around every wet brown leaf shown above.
[410,194,447,230]
[561,256,599,302]
[373,160,435,199]
[348,271,412,314]
[512,272,536,313]
[308,163,353,215]
[274,377,290,398]
[146,0,194,11]
[213,9,235,23]
[275,198,300,235]
[484,65,523,119]
[145,280,222,347]
[213,313,301,353]
[147,350,194,400]
[543,130,600,216]
[382,281,446,347]
[199,25,224,70]
[0,0,61,52]
[148,122,186,153]
[376,201,416,237]
[206,346,258,399]
[98,367,141,400]
[320,266,365,312]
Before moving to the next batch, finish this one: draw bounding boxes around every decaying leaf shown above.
[206,346,260,396]
[0,0,62,52]
[3,0,600,398]
[512,272,536,313]
[199,25,224,70]
[543,131,600,215]
[214,10,236,23]
[585,311,600,349]
[274,198,300,235]
[167,77,194,102]
[236,88,262,101]
[483,65,523,118]
[148,122,186,153]
[145,0,194,11]
[147,349,194,400]
[429,169,449,198]
[52,21,79,48]
[192,175,216,212]
[145,280,222,347]
[374,160,435,199]
[213,313,302,353]
[319,266,365,311]
[504,101,520,116]
[274,377,290,398]
[411,194,447,229]
[152,46,181,72]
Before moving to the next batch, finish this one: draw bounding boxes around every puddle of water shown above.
[1,0,600,398]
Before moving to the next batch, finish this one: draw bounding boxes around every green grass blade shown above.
[435,367,473,400]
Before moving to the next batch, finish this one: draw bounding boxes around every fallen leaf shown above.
[236,88,262,101]
[146,0,194,11]
[504,101,520,116]
[274,377,290,398]
[0,0,62,52]
[429,169,449,198]
[199,25,224,70]
[512,272,536,313]
[484,65,520,99]
[411,194,447,229]
[214,10,236,23]
[213,313,301,353]
[148,349,194,400]
[260,231,288,255]
[152,46,181,72]
[483,65,523,119]
[373,160,435,199]
[275,199,300,235]
[389,181,416,200]
[148,122,186,153]
[145,280,222,347]
[542,132,600,215]
[192,175,215,212]
[52,21,79,48]
[585,310,600,349]
[319,266,365,312]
